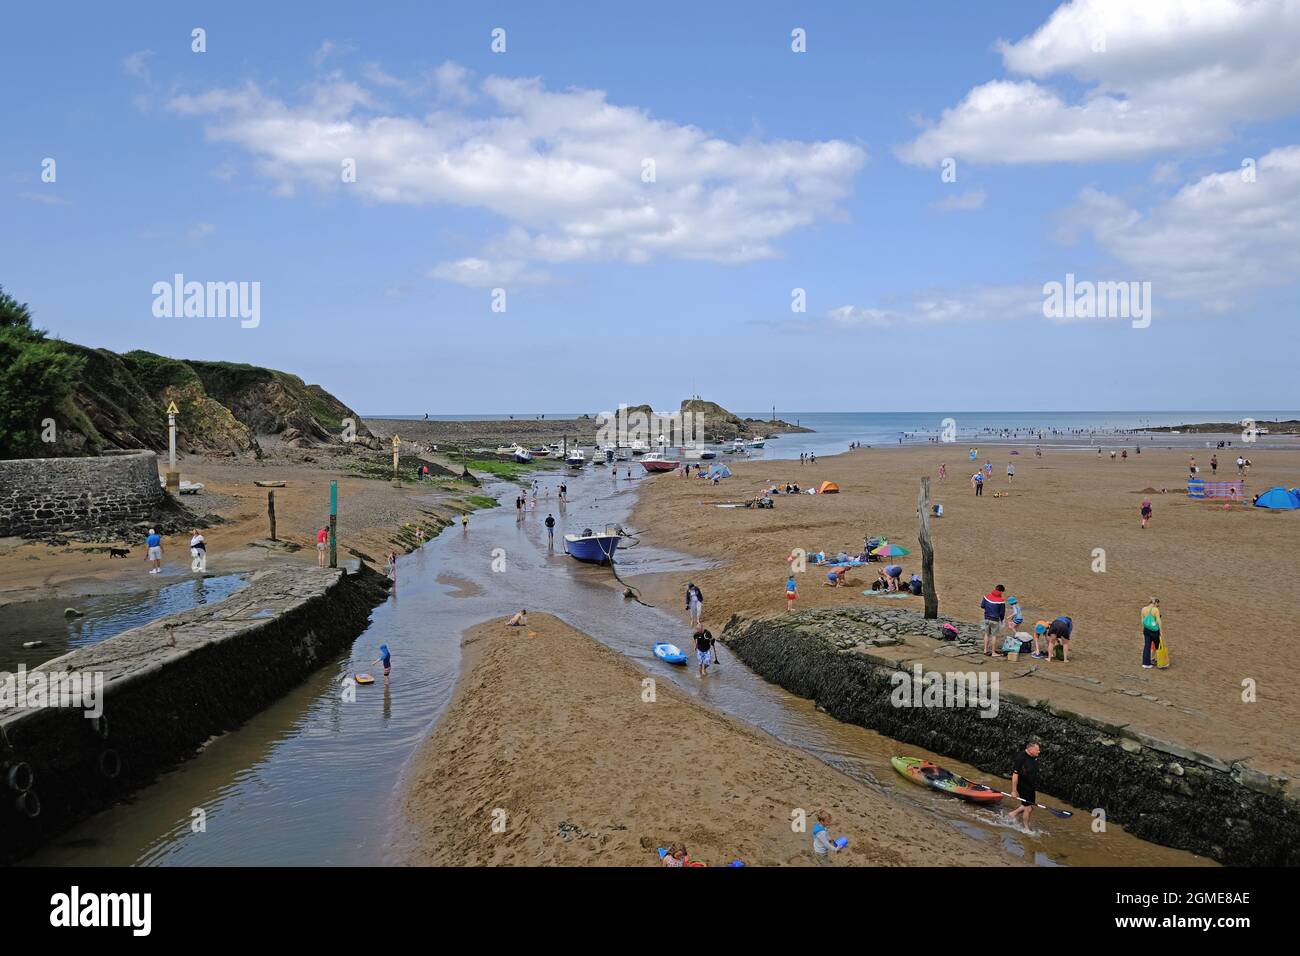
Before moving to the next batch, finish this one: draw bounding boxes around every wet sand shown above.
[0,453,486,607]
[630,445,1300,783]
[398,614,1017,866]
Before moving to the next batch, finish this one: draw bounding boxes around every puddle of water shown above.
[2,573,249,672]
[27,472,1209,867]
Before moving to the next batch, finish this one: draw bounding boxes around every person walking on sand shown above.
[980,585,1007,656]
[317,526,329,566]
[1140,497,1153,529]
[972,471,984,496]
[189,529,206,573]
[387,551,398,580]
[693,625,715,677]
[146,528,163,574]
[1141,598,1166,669]
[686,583,703,626]
[786,575,799,612]
[545,513,555,546]
[1007,740,1041,832]
[1210,454,1218,475]
[939,463,946,481]
[1006,462,1015,483]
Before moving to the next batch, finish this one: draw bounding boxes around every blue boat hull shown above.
[564,534,620,563]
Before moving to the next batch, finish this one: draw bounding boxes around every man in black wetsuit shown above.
[1008,739,1041,831]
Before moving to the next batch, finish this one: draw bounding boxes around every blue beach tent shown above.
[705,463,732,480]
[1253,487,1300,510]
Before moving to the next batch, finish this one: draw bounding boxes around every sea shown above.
[368,410,1300,460]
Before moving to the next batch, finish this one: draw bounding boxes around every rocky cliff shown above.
[45,346,375,458]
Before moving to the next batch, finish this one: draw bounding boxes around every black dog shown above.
[108,547,130,558]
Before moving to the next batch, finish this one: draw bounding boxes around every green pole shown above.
[329,480,338,569]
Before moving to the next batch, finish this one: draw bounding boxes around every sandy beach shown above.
[630,444,1300,782]
[396,614,1016,867]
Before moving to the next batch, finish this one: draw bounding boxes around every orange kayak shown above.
[891,756,1004,804]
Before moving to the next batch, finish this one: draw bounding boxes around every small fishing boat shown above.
[629,439,648,456]
[731,439,746,452]
[747,438,766,449]
[890,756,1004,804]
[565,449,586,467]
[513,448,533,463]
[495,445,518,456]
[700,448,718,460]
[641,453,680,472]
[564,527,621,563]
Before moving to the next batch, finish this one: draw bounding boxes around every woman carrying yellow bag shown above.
[1141,598,1168,669]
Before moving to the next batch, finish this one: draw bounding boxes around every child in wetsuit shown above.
[372,644,392,684]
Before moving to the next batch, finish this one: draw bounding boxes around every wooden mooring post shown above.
[918,476,938,619]
[267,491,277,541]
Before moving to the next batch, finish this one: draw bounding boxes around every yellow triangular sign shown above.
[166,401,179,415]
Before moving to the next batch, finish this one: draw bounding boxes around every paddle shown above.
[989,787,1073,818]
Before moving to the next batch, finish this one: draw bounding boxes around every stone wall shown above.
[720,607,1300,866]
[0,451,167,537]
[0,563,389,863]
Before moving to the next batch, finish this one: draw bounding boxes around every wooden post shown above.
[267,491,277,541]
[329,480,338,569]
[918,476,938,619]
[391,434,401,488]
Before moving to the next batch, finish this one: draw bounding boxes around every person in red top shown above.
[316,526,329,566]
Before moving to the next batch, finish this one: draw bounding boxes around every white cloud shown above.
[787,284,1044,332]
[167,66,866,277]
[122,49,154,81]
[433,61,474,103]
[1061,145,1300,309]
[188,221,216,243]
[18,191,72,207]
[931,189,986,212]
[427,258,551,288]
[897,0,1300,165]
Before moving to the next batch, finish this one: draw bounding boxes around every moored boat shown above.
[641,453,680,472]
[565,449,586,467]
[564,527,621,563]
[513,448,533,463]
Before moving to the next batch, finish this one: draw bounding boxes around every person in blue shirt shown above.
[145,528,163,574]
[371,644,392,684]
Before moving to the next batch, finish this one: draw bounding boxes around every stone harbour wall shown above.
[0,451,167,537]
[0,563,389,863]
[721,607,1299,867]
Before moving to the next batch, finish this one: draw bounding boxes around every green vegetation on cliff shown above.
[0,285,373,460]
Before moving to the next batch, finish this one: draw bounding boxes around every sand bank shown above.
[396,614,1015,866]
[629,445,1300,783]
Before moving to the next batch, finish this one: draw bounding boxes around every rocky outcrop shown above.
[721,607,1300,866]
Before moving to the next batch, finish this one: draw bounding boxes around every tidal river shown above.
[27,468,1208,867]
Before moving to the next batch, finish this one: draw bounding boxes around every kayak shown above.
[653,642,688,665]
[890,756,1003,804]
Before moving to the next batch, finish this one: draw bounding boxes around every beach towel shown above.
[862,590,910,599]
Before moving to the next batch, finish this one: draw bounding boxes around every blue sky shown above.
[4,0,1298,414]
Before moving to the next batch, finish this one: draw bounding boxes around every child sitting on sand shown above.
[812,810,845,865]
[660,843,689,866]
[506,609,528,627]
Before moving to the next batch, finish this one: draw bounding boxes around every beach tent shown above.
[817,481,840,494]
[705,463,732,480]
[1253,487,1300,510]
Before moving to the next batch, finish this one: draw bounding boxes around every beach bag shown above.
[1155,639,1170,669]
[1000,635,1023,654]
[940,622,959,641]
